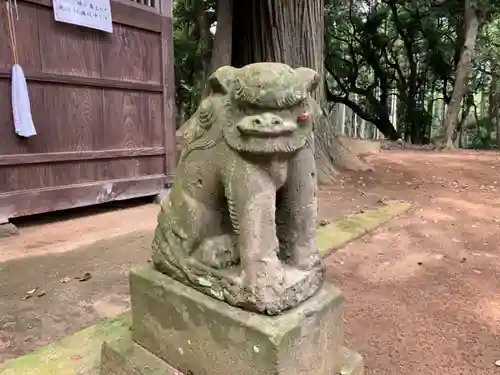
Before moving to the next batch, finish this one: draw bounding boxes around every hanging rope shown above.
[5,0,19,65]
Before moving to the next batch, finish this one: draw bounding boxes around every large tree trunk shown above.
[489,68,500,148]
[441,0,479,150]
[200,0,233,100]
[181,0,370,183]
[209,0,233,72]
[194,1,213,85]
[231,0,370,184]
[178,0,233,142]
[455,93,473,148]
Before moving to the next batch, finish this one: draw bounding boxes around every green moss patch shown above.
[317,201,411,257]
[0,313,131,375]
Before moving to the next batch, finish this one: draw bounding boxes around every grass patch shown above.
[317,201,411,256]
[0,313,131,375]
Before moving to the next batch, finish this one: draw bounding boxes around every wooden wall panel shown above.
[101,90,163,149]
[0,2,41,71]
[0,85,103,154]
[0,175,166,220]
[0,0,175,220]
[0,156,164,193]
[45,85,103,152]
[0,80,47,155]
[37,8,102,77]
[0,83,163,155]
[101,23,162,83]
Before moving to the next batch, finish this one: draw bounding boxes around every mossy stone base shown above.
[100,335,180,375]
[127,266,346,375]
[101,333,364,375]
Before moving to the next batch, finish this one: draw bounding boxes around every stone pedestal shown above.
[100,265,364,375]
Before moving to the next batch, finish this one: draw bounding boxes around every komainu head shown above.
[207,62,320,154]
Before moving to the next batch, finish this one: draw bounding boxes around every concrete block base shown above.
[100,265,364,375]
[101,334,181,375]
[130,266,344,375]
[101,333,363,375]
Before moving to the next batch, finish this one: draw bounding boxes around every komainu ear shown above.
[207,66,238,95]
[295,67,320,93]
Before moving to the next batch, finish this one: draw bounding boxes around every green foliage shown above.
[172,0,500,146]
[464,117,498,149]
[173,0,215,126]
[466,133,498,149]
[324,0,500,144]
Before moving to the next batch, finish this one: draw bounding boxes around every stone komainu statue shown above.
[152,62,324,315]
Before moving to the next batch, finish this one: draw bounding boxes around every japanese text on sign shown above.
[52,0,113,33]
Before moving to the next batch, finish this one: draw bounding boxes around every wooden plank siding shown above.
[0,0,176,221]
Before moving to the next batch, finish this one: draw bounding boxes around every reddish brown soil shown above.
[0,149,499,374]
[0,199,159,263]
[323,149,500,375]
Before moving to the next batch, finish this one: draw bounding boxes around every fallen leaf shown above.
[76,272,92,282]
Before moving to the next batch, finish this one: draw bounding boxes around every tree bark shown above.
[441,0,479,150]
[199,0,233,100]
[195,2,213,84]
[210,0,233,73]
[455,93,473,148]
[489,68,500,148]
[231,0,370,183]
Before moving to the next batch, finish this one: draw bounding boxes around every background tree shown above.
[469,9,500,148]
[324,0,485,145]
[172,0,215,124]
[172,0,500,180]
[175,0,372,183]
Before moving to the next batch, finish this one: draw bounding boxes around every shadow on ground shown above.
[0,232,152,362]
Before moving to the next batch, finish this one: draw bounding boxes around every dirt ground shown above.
[0,149,499,374]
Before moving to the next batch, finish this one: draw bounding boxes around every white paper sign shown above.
[52,0,113,33]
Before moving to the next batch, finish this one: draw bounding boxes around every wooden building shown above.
[0,0,176,223]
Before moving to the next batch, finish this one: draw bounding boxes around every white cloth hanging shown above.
[6,0,36,138]
[11,63,36,137]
